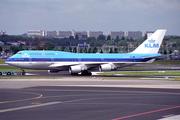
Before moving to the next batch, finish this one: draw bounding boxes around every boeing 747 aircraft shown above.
[5,29,166,75]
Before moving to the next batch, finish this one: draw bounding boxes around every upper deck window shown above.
[29,53,55,55]
[30,53,41,55]
[45,53,55,55]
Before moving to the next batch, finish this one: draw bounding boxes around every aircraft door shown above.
[101,58,105,63]
[51,58,54,63]
[29,58,32,64]
[133,56,136,62]
[78,58,81,63]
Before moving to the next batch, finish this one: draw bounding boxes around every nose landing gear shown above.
[21,69,26,75]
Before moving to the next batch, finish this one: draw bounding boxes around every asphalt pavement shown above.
[0,86,180,120]
[1,64,180,120]
[0,77,180,120]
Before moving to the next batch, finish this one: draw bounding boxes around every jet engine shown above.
[69,66,83,74]
[99,64,117,71]
[48,70,60,73]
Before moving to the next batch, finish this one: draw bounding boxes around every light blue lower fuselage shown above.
[5,50,160,70]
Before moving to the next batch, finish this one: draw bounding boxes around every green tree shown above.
[18,45,23,51]
[106,40,115,46]
[97,35,106,41]
[125,47,128,52]
[115,36,120,42]
[45,41,55,50]
[88,48,92,53]
[79,48,83,53]
[121,36,125,40]
[14,46,20,54]
[0,46,2,52]
[69,47,72,52]
[9,45,21,54]
[114,48,118,53]
[169,49,172,54]
[75,34,79,40]
[60,46,65,51]
[118,40,128,46]
[107,35,111,40]
[5,49,10,53]
[164,49,167,55]
[144,33,147,40]
[96,40,104,47]
[69,36,74,40]
[109,48,113,53]
[84,47,87,53]
[73,47,77,53]
[87,37,96,41]
[93,47,97,53]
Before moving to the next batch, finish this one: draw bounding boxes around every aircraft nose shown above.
[5,58,13,65]
[5,58,9,63]
[5,58,19,67]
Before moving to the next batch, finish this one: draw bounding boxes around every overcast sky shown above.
[1,0,180,35]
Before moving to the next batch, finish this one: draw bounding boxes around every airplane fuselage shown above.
[5,50,160,70]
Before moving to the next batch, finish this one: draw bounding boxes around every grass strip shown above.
[0,59,6,64]
[0,66,42,72]
[98,71,180,76]
[101,77,179,81]
[0,76,63,79]
[146,60,180,65]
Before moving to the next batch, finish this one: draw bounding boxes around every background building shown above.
[47,31,57,37]
[108,31,124,39]
[72,31,87,40]
[0,30,6,35]
[144,31,155,38]
[76,33,88,40]
[87,31,103,38]
[0,41,4,46]
[125,31,142,39]
[57,31,72,38]
[27,30,46,36]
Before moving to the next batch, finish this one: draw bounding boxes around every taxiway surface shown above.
[0,77,180,120]
[0,86,180,120]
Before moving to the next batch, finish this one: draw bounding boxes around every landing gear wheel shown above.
[22,72,26,75]
[81,71,92,76]
[7,72,11,75]
[71,73,78,75]
[21,69,26,75]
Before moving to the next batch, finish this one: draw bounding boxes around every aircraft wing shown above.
[141,55,161,59]
[48,62,79,68]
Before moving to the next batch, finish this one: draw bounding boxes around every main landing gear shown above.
[81,70,92,76]
[21,69,26,75]
[70,70,92,76]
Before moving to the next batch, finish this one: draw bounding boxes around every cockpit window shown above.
[17,52,22,54]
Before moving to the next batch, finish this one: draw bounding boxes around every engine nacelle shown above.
[69,66,82,74]
[99,64,117,71]
[48,70,60,73]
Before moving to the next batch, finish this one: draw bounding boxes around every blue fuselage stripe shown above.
[6,58,150,62]
[5,50,161,63]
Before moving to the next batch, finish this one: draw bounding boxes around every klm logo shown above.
[145,39,159,48]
